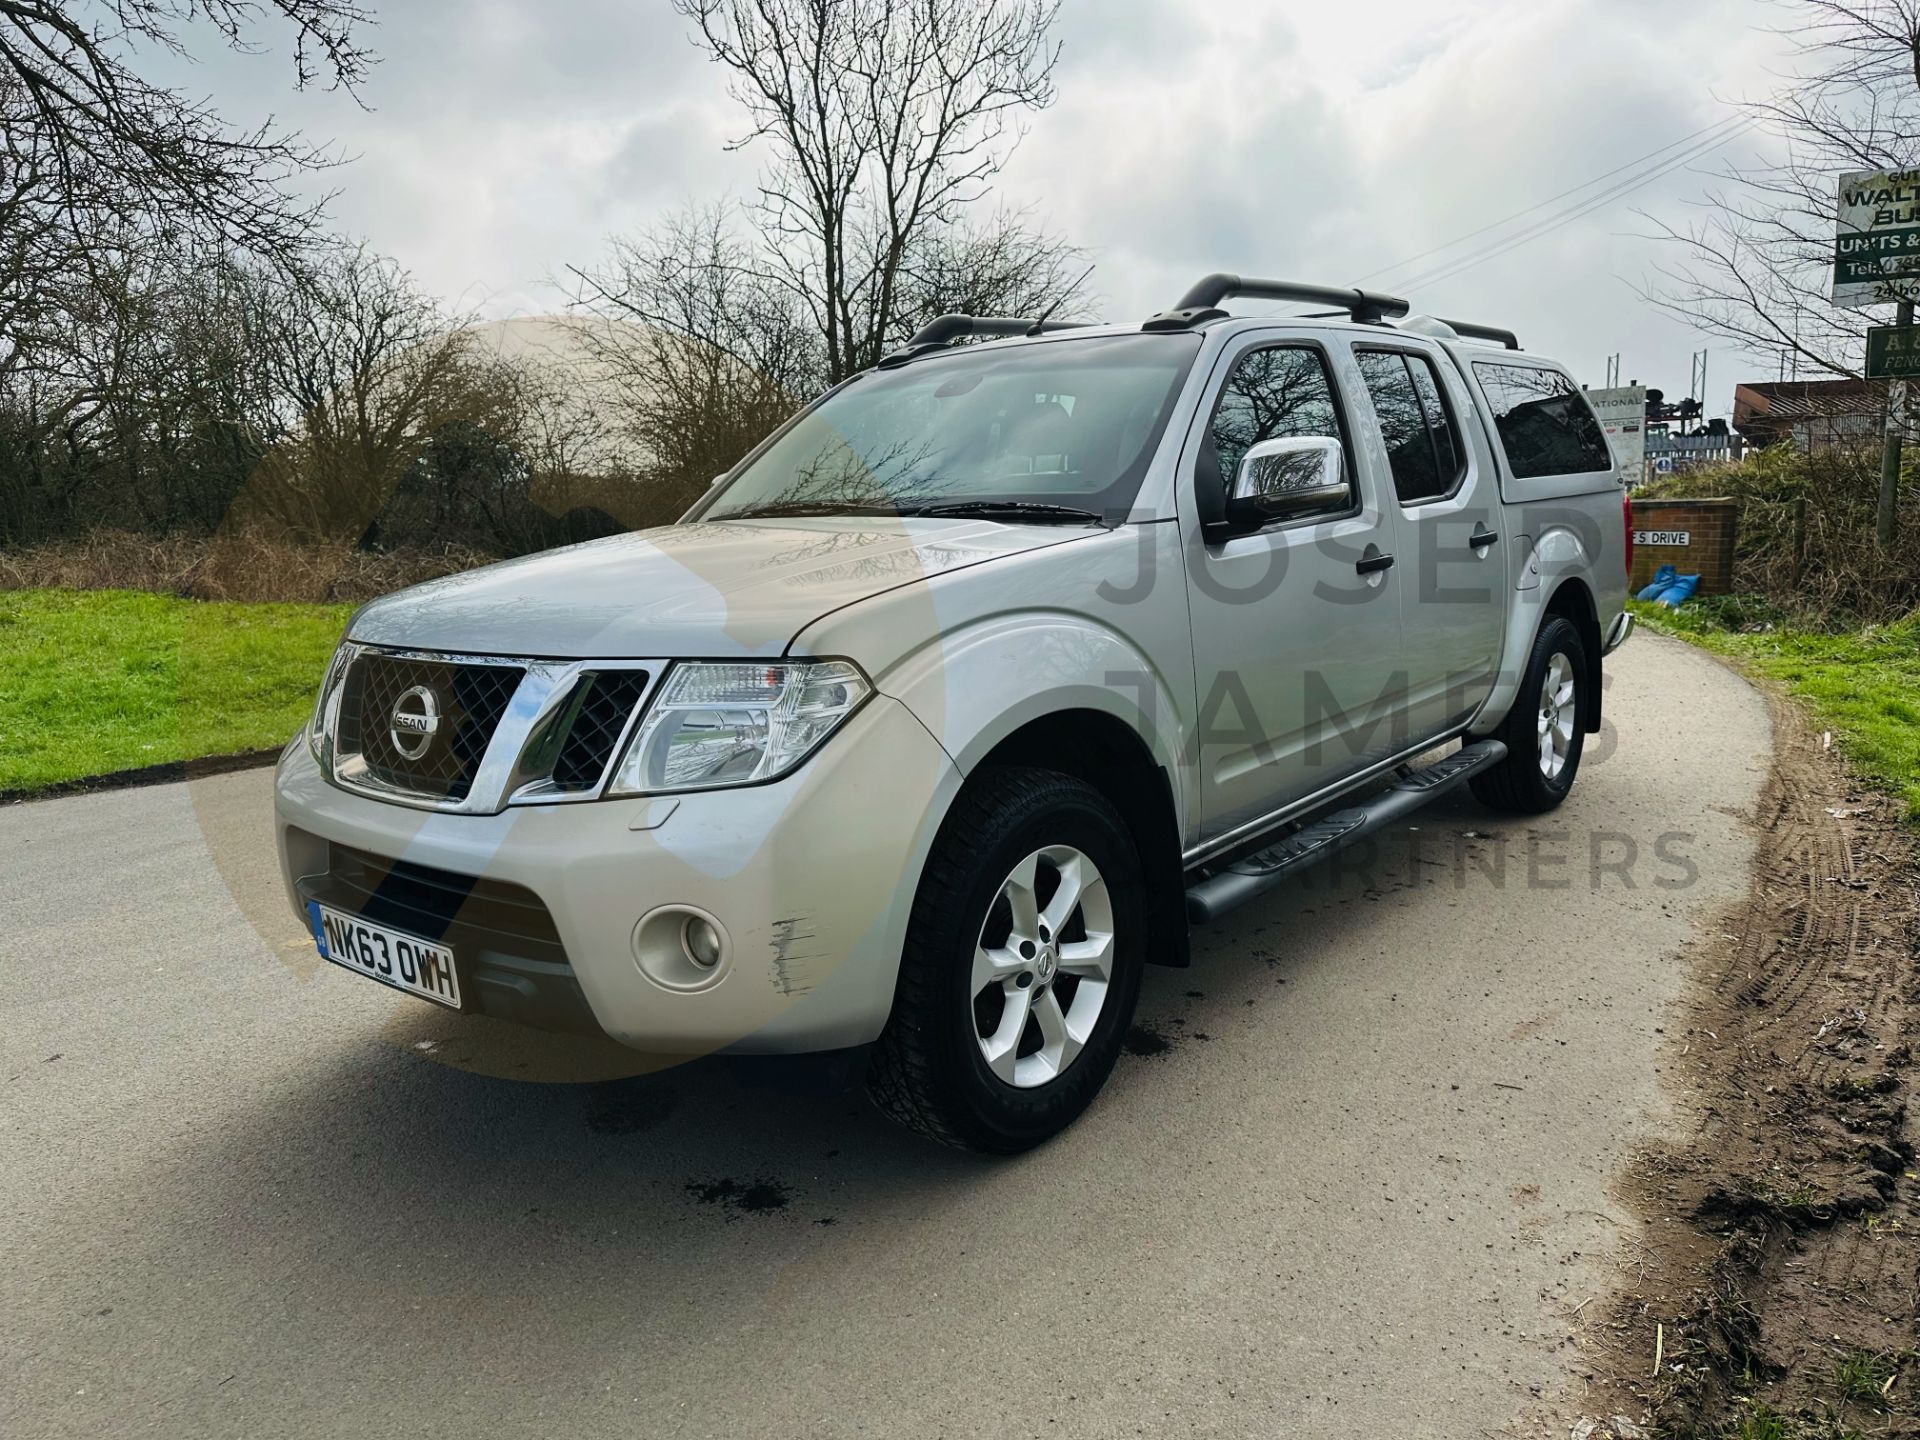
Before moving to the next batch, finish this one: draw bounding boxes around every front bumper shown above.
[274,695,961,1055]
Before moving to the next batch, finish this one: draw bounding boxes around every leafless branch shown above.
[671,0,1062,381]
[1651,1,1920,378]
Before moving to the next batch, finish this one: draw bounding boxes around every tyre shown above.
[1470,614,1588,815]
[867,766,1147,1153]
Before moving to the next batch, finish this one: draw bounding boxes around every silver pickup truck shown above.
[277,273,1634,1151]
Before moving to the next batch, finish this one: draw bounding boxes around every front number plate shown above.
[307,901,462,1009]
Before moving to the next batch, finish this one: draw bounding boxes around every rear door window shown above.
[1472,363,1612,478]
[1354,350,1462,505]
[1406,357,1461,484]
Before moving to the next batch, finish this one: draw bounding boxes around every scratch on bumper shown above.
[769,916,823,996]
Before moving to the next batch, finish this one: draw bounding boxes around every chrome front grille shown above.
[318,644,660,813]
[550,670,654,791]
[337,654,526,802]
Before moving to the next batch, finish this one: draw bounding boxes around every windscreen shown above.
[697,332,1204,521]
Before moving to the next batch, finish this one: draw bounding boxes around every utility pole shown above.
[1878,295,1911,551]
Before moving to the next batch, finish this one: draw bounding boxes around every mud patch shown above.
[1558,687,1920,1438]
[1124,1024,1173,1057]
[685,1176,793,1217]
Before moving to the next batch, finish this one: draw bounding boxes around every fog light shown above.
[682,915,723,969]
[632,905,731,992]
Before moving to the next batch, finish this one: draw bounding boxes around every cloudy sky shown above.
[150,0,1799,411]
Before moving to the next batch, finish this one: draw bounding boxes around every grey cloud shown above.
[1052,0,1207,70]
[122,0,1794,402]
[1004,0,1789,396]
[600,105,743,211]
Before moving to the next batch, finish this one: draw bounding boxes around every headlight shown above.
[306,643,354,762]
[607,660,870,796]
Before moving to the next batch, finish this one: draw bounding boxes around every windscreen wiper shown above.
[909,499,1110,525]
[708,500,905,521]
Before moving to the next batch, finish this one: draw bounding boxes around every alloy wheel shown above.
[1538,651,1577,780]
[970,845,1115,1090]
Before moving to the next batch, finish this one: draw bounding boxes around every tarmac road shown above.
[0,634,1771,1439]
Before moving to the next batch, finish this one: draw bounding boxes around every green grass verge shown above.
[1631,595,1920,821]
[0,588,349,794]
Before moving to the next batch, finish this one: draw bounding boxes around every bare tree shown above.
[893,204,1090,338]
[0,2,373,403]
[237,245,498,543]
[0,1,371,252]
[402,343,638,553]
[0,240,277,541]
[672,0,1067,381]
[1643,2,1920,381]
[569,202,822,521]
[571,4,1087,516]
[506,353,626,510]
[1644,1,1920,549]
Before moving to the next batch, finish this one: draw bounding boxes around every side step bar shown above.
[1183,739,1508,923]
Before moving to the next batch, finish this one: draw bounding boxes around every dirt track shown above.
[1557,679,1920,1438]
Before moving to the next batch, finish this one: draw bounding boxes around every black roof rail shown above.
[1438,317,1520,350]
[1144,274,1411,331]
[877,314,1091,367]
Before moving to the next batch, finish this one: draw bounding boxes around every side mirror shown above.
[710,473,728,489]
[1224,436,1350,531]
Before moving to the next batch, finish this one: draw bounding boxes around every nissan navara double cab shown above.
[277,273,1635,1152]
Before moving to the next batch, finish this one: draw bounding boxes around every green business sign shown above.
[1836,225,1920,286]
[1866,324,1920,379]
[1834,168,1920,307]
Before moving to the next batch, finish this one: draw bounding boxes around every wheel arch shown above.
[971,710,1190,970]
[1543,578,1603,733]
[1471,549,1605,740]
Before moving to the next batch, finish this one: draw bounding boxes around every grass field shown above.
[0,588,349,794]
[1632,597,1920,821]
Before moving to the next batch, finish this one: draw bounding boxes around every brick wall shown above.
[1629,497,1738,596]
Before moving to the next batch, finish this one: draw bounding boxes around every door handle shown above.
[1355,551,1396,576]
[1468,527,1499,550]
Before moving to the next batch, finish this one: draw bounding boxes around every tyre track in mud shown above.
[1556,686,1920,1438]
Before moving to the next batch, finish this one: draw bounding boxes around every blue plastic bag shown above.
[1658,574,1701,607]
[1636,564,1677,602]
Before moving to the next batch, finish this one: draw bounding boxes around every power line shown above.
[1387,116,1760,295]
[1360,112,1751,285]
[1397,119,1757,292]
